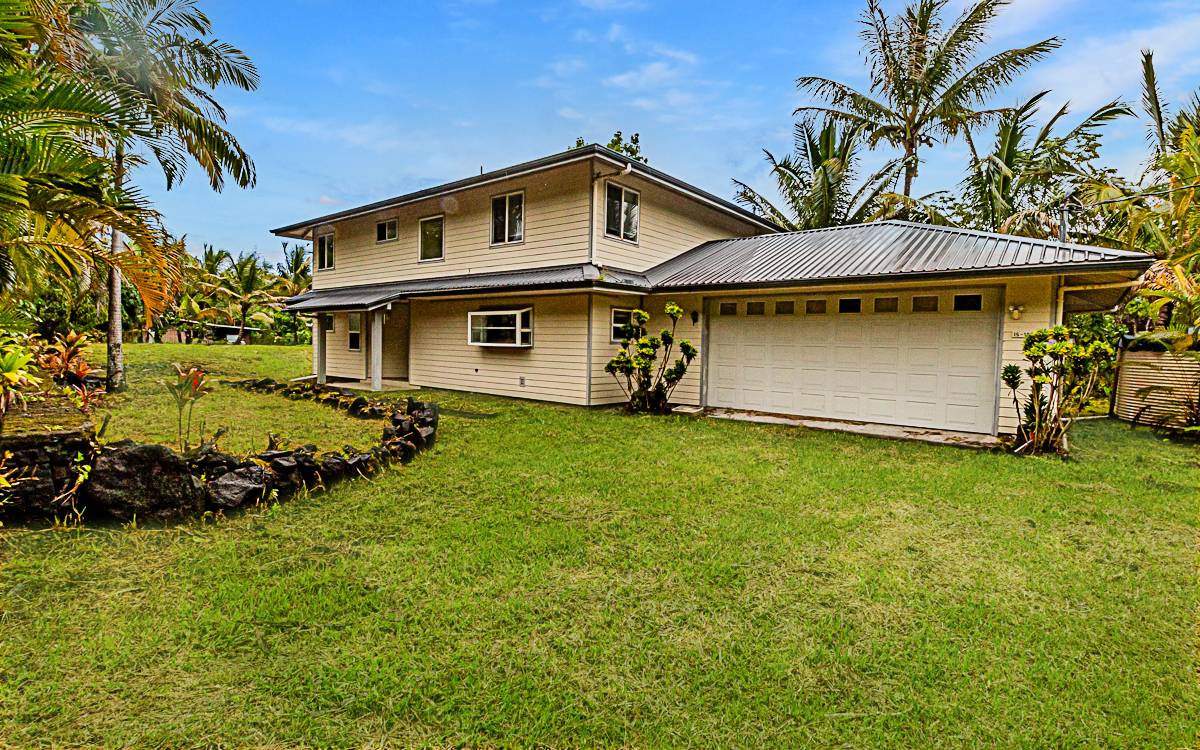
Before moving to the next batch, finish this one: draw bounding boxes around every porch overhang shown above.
[283,263,651,313]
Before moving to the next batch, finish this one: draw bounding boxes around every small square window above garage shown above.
[874,297,899,313]
[719,302,737,316]
[912,295,939,313]
[804,299,826,315]
[746,301,765,316]
[954,294,984,311]
[838,298,862,314]
[774,301,795,315]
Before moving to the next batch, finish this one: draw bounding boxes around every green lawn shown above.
[1,343,1197,748]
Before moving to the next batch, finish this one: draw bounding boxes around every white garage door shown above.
[707,289,1002,434]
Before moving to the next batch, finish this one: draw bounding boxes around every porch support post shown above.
[315,314,327,385]
[370,309,384,392]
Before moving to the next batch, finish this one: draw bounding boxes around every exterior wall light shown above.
[1008,304,1025,320]
[691,310,700,325]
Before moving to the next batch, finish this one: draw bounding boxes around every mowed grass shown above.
[1,343,1197,748]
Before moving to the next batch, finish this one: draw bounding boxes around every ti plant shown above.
[605,302,698,414]
[0,339,41,433]
[164,364,213,453]
[1003,326,1115,455]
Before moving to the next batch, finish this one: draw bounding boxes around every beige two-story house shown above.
[275,144,1153,436]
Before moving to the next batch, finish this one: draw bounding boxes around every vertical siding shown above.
[997,276,1054,434]
[311,161,592,290]
[381,303,410,378]
[409,294,590,405]
[592,173,762,272]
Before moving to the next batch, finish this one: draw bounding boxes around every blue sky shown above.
[140,0,1200,265]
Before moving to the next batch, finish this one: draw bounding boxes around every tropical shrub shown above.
[605,302,697,414]
[1003,326,1115,454]
[0,339,41,433]
[164,365,213,452]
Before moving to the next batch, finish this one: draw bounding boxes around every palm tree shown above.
[1140,50,1200,159]
[200,252,277,343]
[81,0,258,390]
[273,242,311,297]
[1079,52,1200,261]
[733,120,902,230]
[955,92,1131,237]
[796,0,1060,197]
[0,1,170,309]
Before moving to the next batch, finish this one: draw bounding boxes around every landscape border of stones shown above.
[0,380,438,524]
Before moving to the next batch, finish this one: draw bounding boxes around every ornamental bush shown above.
[605,302,697,414]
[1002,325,1114,455]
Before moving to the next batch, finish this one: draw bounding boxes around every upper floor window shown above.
[605,183,639,242]
[347,313,362,351]
[419,215,444,262]
[316,233,334,271]
[376,219,397,243]
[491,192,524,245]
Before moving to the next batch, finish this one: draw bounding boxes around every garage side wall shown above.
[997,276,1054,434]
[409,294,590,405]
[643,293,706,406]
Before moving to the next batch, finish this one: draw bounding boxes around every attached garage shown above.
[706,288,1003,433]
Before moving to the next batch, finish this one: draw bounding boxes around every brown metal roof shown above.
[645,221,1154,290]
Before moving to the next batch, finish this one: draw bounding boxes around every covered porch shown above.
[303,302,411,392]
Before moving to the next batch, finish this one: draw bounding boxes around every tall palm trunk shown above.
[902,140,918,197]
[106,142,125,391]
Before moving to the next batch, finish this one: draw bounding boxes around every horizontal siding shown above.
[409,294,589,405]
[320,312,366,380]
[593,172,762,272]
[590,293,638,405]
[312,161,591,290]
[644,293,705,406]
[1114,350,1200,426]
[997,277,1053,435]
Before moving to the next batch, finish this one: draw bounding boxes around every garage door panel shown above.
[707,291,999,433]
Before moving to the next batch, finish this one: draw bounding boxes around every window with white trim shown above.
[376,219,397,243]
[316,233,334,270]
[468,308,533,347]
[347,313,362,351]
[491,192,524,245]
[419,216,444,261]
[605,183,639,242]
[611,308,633,342]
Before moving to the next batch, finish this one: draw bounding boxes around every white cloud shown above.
[557,106,584,120]
[604,61,681,90]
[1024,13,1200,111]
[317,195,341,206]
